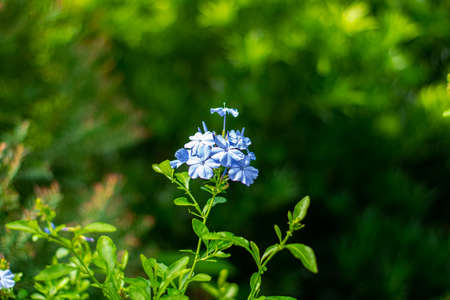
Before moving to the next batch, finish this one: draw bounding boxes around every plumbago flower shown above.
[170,104,258,186]
[0,269,15,289]
[229,157,259,186]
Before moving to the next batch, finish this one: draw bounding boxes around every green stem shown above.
[181,173,222,294]
[181,192,216,293]
[247,229,294,300]
[175,180,203,215]
[50,235,102,287]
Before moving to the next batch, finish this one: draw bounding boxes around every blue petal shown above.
[228,108,239,117]
[247,151,256,160]
[170,160,182,169]
[229,149,245,161]
[210,107,225,117]
[205,158,221,169]
[202,121,208,133]
[175,148,189,162]
[214,135,228,149]
[188,164,201,178]
[228,167,243,182]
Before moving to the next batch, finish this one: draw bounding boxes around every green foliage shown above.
[0,0,449,299]
[3,160,317,299]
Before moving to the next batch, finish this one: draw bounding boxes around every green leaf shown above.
[120,250,129,270]
[203,231,250,250]
[152,160,174,178]
[292,196,310,222]
[200,184,215,194]
[175,172,190,189]
[81,222,117,234]
[191,273,212,282]
[166,256,189,279]
[127,277,151,300]
[211,196,227,207]
[6,220,40,234]
[287,211,293,223]
[250,241,260,264]
[265,297,297,300]
[97,235,117,272]
[274,225,283,243]
[140,255,153,280]
[250,272,261,293]
[128,286,150,300]
[262,244,280,261]
[35,265,76,281]
[201,283,219,297]
[286,243,318,273]
[173,197,194,206]
[192,219,209,238]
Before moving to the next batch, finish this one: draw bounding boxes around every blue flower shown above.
[184,131,215,156]
[187,147,220,179]
[228,157,259,186]
[210,107,239,118]
[0,269,15,289]
[170,148,190,169]
[228,129,251,150]
[44,222,55,234]
[211,135,245,167]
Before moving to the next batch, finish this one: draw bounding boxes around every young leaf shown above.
[201,283,220,297]
[250,272,261,293]
[286,243,318,273]
[274,225,282,242]
[128,286,150,300]
[175,172,190,189]
[166,256,189,279]
[200,184,215,194]
[173,197,194,206]
[35,265,76,281]
[140,255,153,281]
[126,277,151,300]
[287,211,293,223]
[120,250,129,270]
[81,222,117,234]
[250,241,261,264]
[152,160,174,178]
[97,235,117,272]
[261,244,280,262]
[192,219,209,238]
[6,220,40,234]
[191,273,212,282]
[203,231,250,251]
[211,196,227,207]
[293,196,310,222]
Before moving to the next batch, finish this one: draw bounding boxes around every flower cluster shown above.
[170,105,258,186]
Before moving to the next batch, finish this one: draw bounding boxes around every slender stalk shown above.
[50,235,102,287]
[181,191,216,293]
[247,228,294,300]
[181,173,222,293]
[222,114,226,137]
[174,180,203,215]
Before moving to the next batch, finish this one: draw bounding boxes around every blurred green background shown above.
[1,0,449,299]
